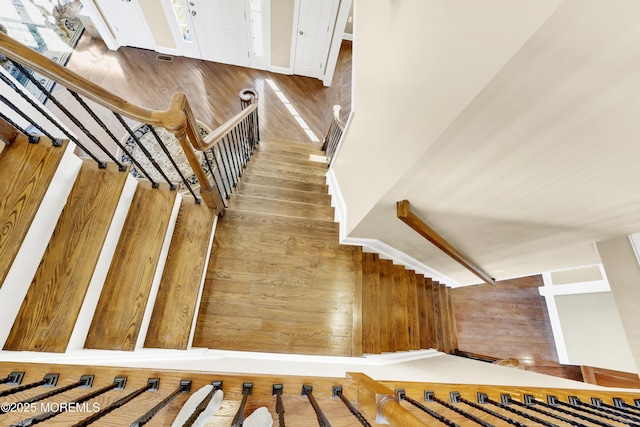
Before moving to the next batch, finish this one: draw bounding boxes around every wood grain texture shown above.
[391,265,410,352]
[84,182,177,351]
[0,116,19,146]
[234,181,331,206]
[431,282,444,351]
[424,278,436,350]
[378,259,394,353]
[352,247,364,358]
[4,160,128,352]
[144,197,214,350]
[444,287,459,351]
[0,136,67,288]
[228,194,334,221]
[581,366,640,389]
[415,274,430,349]
[406,270,421,350]
[362,253,381,354]
[452,275,584,381]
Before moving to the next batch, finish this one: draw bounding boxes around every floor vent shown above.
[156,54,174,62]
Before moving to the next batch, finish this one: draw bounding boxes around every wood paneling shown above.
[0,136,67,287]
[452,275,583,381]
[4,160,128,352]
[84,182,177,351]
[144,197,214,350]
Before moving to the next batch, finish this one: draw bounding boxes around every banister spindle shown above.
[0,111,39,143]
[231,383,253,427]
[508,395,589,427]
[450,392,526,427]
[333,386,371,427]
[71,378,159,427]
[0,373,58,398]
[566,396,640,425]
[13,377,127,427]
[0,375,92,416]
[0,372,24,386]
[601,398,640,418]
[478,393,558,427]
[0,94,58,143]
[426,391,495,427]
[302,385,331,427]
[130,380,191,427]
[273,384,285,427]
[396,390,460,427]
[537,395,615,427]
[180,380,223,427]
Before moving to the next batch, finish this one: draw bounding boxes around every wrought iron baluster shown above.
[426,391,495,427]
[479,393,559,427]
[0,372,24,386]
[219,135,236,190]
[231,383,253,427]
[301,385,331,427]
[509,395,589,427]
[114,114,168,188]
[333,386,371,427]
[0,373,57,398]
[273,384,285,427]
[1,375,91,416]
[0,94,57,143]
[203,150,227,205]
[181,380,222,427]
[11,377,126,427]
[7,60,112,167]
[566,396,640,426]
[534,395,615,427]
[396,390,460,427]
[450,392,526,427]
[605,398,640,417]
[231,126,243,177]
[71,378,159,427]
[225,133,240,186]
[210,147,231,200]
[130,380,191,427]
[0,111,39,143]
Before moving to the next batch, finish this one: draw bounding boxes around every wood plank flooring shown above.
[4,160,128,352]
[452,275,584,381]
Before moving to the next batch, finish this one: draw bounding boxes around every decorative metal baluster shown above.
[396,390,460,427]
[209,147,231,201]
[534,395,615,427]
[508,395,589,427]
[449,392,526,427]
[180,380,222,427]
[333,386,371,427]
[130,380,191,427]
[605,398,640,417]
[479,393,559,427]
[8,60,114,167]
[0,94,58,144]
[426,391,495,427]
[219,135,237,189]
[12,377,126,427]
[301,385,331,427]
[231,383,253,427]
[202,151,228,205]
[1,375,91,415]
[566,396,640,426]
[147,126,202,199]
[0,372,24,386]
[114,114,168,188]
[0,111,39,143]
[273,384,285,427]
[231,127,243,176]
[71,378,159,427]
[0,373,57,398]
[224,134,240,187]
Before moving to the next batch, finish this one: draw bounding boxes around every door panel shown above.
[294,0,338,78]
[96,0,154,49]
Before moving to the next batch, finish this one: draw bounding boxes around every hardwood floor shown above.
[452,275,584,382]
[51,34,352,159]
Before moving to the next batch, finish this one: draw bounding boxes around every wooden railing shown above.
[0,32,260,215]
[322,105,345,166]
[397,199,496,285]
[2,362,640,426]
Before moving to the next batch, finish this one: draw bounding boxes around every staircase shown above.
[0,131,457,358]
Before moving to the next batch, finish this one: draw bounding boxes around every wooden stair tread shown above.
[0,137,68,288]
[362,253,381,354]
[391,265,410,352]
[84,182,177,351]
[247,157,327,177]
[252,150,327,167]
[3,160,128,352]
[244,162,326,184]
[221,209,339,235]
[406,270,421,350]
[416,274,431,350]
[378,259,393,353]
[228,194,334,221]
[236,181,331,206]
[144,197,214,350]
[259,138,324,154]
[240,172,329,193]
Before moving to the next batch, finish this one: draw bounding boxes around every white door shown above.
[294,0,339,79]
[187,0,250,67]
[96,0,154,50]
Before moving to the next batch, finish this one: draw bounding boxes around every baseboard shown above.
[325,169,459,286]
[267,65,293,75]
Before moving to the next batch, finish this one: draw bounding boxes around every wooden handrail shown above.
[0,32,227,214]
[397,200,496,285]
[203,103,258,149]
[348,372,428,426]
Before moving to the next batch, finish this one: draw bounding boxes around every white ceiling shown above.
[339,0,640,285]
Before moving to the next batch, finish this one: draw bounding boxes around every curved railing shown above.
[0,32,260,215]
[321,105,345,166]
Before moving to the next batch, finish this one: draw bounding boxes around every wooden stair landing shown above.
[4,160,128,352]
[194,139,362,357]
[0,136,68,288]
